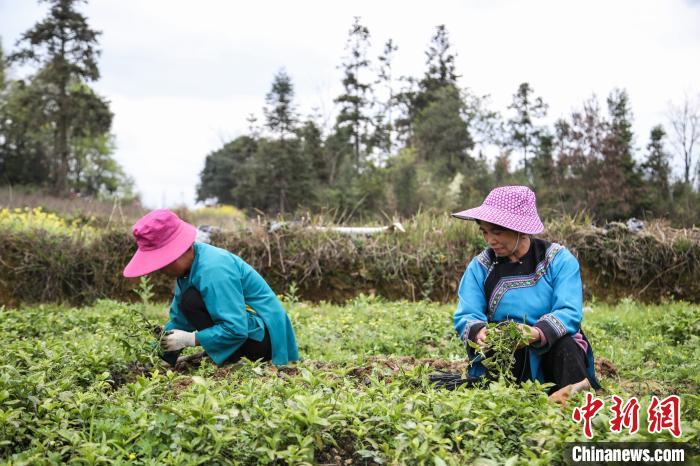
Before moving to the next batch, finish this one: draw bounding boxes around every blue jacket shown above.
[165,242,299,366]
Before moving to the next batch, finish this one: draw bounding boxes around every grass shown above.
[0,298,697,465]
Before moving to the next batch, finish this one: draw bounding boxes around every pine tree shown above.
[259,70,314,213]
[507,82,548,178]
[0,79,52,186]
[419,25,458,98]
[597,88,646,219]
[413,85,473,177]
[8,0,113,194]
[395,25,459,145]
[532,131,555,185]
[552,97,606,216]
[0,40,6,90]
[411,26,473,178]
[372,39,398,157]
[641,125,672,216]
[334,17,372,169]
[264,68,297,140]
[300,119,328,184]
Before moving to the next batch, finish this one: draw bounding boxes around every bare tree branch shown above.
[667,93,700,186]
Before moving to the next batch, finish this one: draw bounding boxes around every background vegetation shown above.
[1,208,698,306]
[1,2,698,465]
[2,3,700,227]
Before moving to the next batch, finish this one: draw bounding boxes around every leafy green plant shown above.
[133,276,154,306]
[0,299,697,464]
[283,280,300,306]
[468,321,530,382]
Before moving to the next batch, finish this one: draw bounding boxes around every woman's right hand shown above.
[476,327,488,348]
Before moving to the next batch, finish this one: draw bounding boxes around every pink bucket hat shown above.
[452,186,544,234]
[123,209,197,278]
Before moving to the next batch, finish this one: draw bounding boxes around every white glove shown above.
[161,329,196,352]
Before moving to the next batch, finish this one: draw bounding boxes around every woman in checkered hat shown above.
[452,186,599,402]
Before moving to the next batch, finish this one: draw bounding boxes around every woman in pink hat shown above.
[452,186,599,403]
[123,209,298,367]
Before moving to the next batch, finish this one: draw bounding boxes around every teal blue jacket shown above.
[164,242,299,366]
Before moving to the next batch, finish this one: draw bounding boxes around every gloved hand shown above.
[161,329,196,352]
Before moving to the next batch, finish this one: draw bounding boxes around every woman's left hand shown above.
[161,329,196,351]
[517,324,541,346]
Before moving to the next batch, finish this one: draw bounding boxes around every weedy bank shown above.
[2,209,700,306]
[0,298,698,465]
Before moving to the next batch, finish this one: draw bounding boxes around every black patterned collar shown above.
[483,238,553,316]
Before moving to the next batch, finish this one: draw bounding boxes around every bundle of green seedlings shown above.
[472,321,531,381]
[431,320,530,389]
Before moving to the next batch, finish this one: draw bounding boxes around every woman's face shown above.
[159,246,194,278]
[478,221,519,257]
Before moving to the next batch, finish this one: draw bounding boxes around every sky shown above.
[2,0,699,208]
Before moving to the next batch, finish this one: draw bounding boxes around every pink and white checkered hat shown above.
[452,186,544,234]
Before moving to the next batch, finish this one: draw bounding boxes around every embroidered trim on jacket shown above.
[475,249,493,270]
[487,243,563,317]
[462,320,486,345]
[538,313,567,338]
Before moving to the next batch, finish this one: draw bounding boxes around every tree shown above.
[264,68,297,140]
[70,134,135,199]
[532,131,555,188]
[413,85,473,178]
[553,97,606,215]
[371,39,399,158]
[493,152,512,186]
[393,76,419,146]
[387,149,418,216]
[462,91,503,149]
[0,39,6,90]
[299,119,328,184]
[8,0,113,194]
[252,138,315,213]
[196,136,258,205]
[596,88,646,220]
[323,125,353,187]
[401,25,460,131]
[667,95,700,187]
[641,125,672,216]
[335,17,372,169]
[419,25,458,100]
[0,80,52,186]
[394,25,460,149]
[408,26,475,180]
[259,70,315,213]
[507,82,548,177]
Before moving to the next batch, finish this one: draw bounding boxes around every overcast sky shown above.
[2,0,699,208]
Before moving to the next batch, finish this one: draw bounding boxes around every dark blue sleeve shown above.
[164,281,195,332]
[454,259,489,348]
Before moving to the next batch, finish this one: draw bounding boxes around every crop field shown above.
[1,297,698,465]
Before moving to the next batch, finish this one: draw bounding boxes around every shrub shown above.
[0,213,698,305]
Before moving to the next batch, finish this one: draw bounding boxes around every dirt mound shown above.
[107,361,154,389]
[595,357,618,378]
[207,356,469,382]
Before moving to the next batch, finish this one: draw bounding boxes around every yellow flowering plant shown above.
[0,206,98,240]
